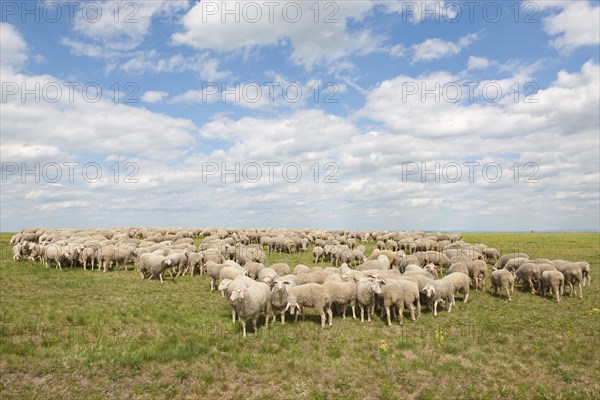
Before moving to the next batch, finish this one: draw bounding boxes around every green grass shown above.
[1,232,599,399]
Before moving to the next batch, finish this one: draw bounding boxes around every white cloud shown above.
[119,50,229,81]
[412,32,479,63]
[389,44,406,58]
[142,91,169,104]
[0,23,28,71]
[541,0,600,52]
[64,0,189,55]
[467,56,491,70]
[171,0,382,70]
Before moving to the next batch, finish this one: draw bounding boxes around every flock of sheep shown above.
[9,227,591,337]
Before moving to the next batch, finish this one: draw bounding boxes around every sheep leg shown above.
[360,305,365,323]
[463,292,469,303]
[231,310,236,324]
[433,301,438,316]
[506,287,512,302]
[416,300,421,318]
[252,317,258,334]
[385,306,392,327]
[241,320,247,338]
[407,304,414,322]
[447,299,453,313]
[280,312,285,325]
[342,304,347,319]
[578,283,582,299]
[139,272,145,280]
[320,311,326,328]
[351,304,356,319]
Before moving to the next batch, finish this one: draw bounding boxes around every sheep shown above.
[573,262,591,287]
[285,283,333,328]
[490,269,515,301]
[270,262,291,276]
[323,281,357,319]
[229,282,272,338]
[296,271,330,285]
[356,278,384,322]
[257,267,279,285]
[293,264,311,275]
[218,276,255,323]
[206,261,227,291]
[137,253,174,283]
[421,280,454,316]
[381,280,420,326]
[494,253,528,270]
[540,271,565,303]
[557,263,583,299]
[504,257,529,274]
[485,248,500,263]
[12,244,23,261]
[442,272,470,304]
[270,279,293,325]
[43,244,69,269]
[515,263,541,294]
[447,262,469,276]
[219,267,247,295]
[356,255,390,271]
[312,246,324,263]
[166,251,189,277]
[243,262,264,280]
[467,260,487,291]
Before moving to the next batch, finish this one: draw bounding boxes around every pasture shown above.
[0,232,599,399]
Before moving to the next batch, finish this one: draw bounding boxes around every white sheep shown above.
[206,261,227,291]
[540,270,565,303]
[490,269,515,301]
[515,263,541,294]
[229,282,272,338]
[467,260,487,291]
[137,253,174,283]
[285,283,333,328]
[557,263,583,299]
[442,272,470,304]
[218,276,255,323]
[381,280,420,326]
[323,281,357,319]
[421,280,454,316]
[257,267,279,286]
[356,278,383,322]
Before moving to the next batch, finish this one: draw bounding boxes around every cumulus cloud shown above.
[171,0,382,70]
[540,0,600,52]
[141,91,169,104]
[0,23,28,71]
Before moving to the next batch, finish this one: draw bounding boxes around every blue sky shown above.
[1,0,599,232]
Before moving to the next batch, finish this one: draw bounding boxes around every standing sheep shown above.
[557,263,584,299]
[540,270,565,303]
[442,272,470,304]
[356,279,384,322]
[515,263,541,294]
[490,269,515,301]
[381,280,420,326]
[312,246,324,263]
[421,280,454,316]
[229,282,272,338]
[137,253,174,283]
[467,260,488,291]
[285,283,333,328]
[323,281,357,319]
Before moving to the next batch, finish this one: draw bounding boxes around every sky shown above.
[1,0,599,232]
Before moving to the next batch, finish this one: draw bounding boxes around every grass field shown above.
[0,232,599,399]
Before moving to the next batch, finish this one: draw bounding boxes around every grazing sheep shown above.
[43,245,69,270]
[285,283,333,328]
[12,244,23,261]
[485,248,500,263]
[421,280,454,316]
[137,253,174,283]
[323,281,357,319]
[490,269,515,301]
[574,262,591,287]
[515,263,541,294]
[166,251,189,277]
[229,282,272,338]
[504,257,529,274]
[293,264,311,275]
[243,262,264,280]
[206,261,227,291]
[447,262,469,276]
[557,263,583,299]
[270,263,291,276]
[442,272,470,304]
[381,280,420,326]
[186,251,204,276]
[312,246,324,263]
[494,253,528,270]
[540,271,565,303]
[257,267,279,285]
[296,271,330,285]
[467,260,488,291]
[356,278,384,322]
